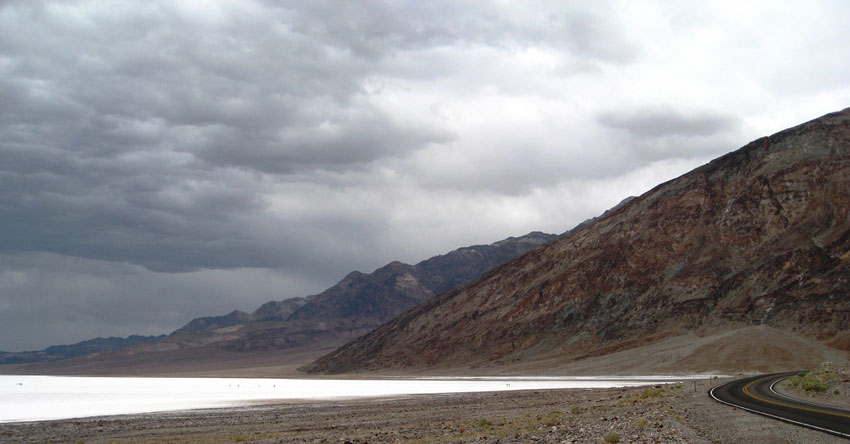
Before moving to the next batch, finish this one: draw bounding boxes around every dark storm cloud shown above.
[0,0,636,278]
[596,107,739,139]
[281,0,635,63]
[0,253,328,351]
[0,0,440,275]
[0,148,385,274]
[0,1,451,169]
[193,111,452,174]
[594,107,743,166]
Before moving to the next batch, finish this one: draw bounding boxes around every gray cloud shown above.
[0,0,448,278]
[0,253,327,351]
[596,107,739,139]
[193,110,453,174]
[593,107,743,166]
[279,1,636,62]
[0,0,630,278]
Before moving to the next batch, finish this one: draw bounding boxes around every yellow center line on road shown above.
[742,375,850,420]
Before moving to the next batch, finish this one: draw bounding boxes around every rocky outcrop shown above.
[305,108,850,374]
[561,196,636,237]
[251,297,308,322]
[170,310,254,335]
[416,232,559,295]
[286,262,432,327]
[169,298,311,336]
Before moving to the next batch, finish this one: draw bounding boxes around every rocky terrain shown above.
[3,378,844,444]
[2,232,556,374]
[306,108,850,374]
[561,196,636,237]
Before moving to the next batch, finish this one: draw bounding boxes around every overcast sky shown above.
[2,1,849,351]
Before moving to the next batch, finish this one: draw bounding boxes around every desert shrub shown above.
[603,431,621,443]
[473,418,492,428]
[802,379,828,392]
[640,387,664,398]
[540,411,562,426]
[635,418,648,429]
[790,371,829,392]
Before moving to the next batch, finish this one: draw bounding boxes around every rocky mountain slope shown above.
[305,107,850,374]
[3,232,556,373]
[171,297,309,336]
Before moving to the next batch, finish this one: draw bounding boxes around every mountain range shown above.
[304,107,850,375]
[1,231,557,374]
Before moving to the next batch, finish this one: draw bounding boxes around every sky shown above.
[1,0,849,351]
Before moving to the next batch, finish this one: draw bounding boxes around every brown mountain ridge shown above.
[304,107,850,375]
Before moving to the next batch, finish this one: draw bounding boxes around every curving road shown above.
[710,372,850,439]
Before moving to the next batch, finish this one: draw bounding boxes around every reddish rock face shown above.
[305,108,850,374]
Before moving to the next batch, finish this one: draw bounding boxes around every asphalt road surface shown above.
[710,372,850,439]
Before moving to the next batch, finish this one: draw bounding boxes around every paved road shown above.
[710,372,850,439]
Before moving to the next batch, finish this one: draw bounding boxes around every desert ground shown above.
[2,376,847,444]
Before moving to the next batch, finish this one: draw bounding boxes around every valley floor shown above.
[2,377,845,444]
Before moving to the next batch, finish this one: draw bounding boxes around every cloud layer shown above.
[2,0,850,350]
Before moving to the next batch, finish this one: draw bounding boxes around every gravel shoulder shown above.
[1,377,846,444]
